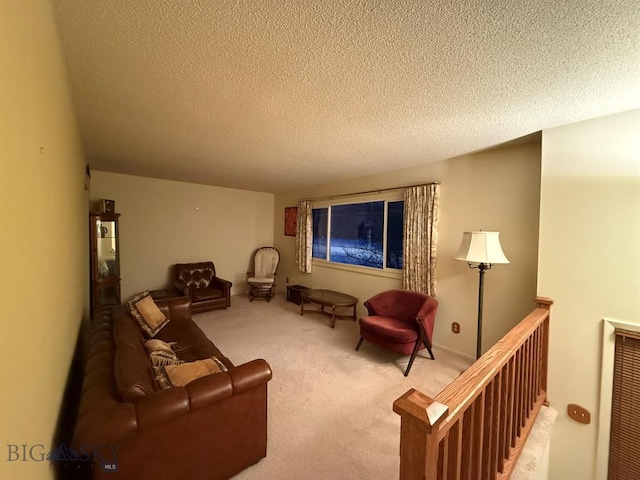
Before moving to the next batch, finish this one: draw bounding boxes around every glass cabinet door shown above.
[95,219,119,277]
[90,211,121,316]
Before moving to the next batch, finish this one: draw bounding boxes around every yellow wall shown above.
[0,1,87,479]
[90,171,275,299]
[275,142,542,357]
[538,109,640,479]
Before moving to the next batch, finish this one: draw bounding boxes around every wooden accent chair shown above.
[247,247,280,302]
[355,289,438,376]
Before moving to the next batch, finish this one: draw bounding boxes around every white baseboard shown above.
[432,342,475,361]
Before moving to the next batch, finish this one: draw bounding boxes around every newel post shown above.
[393,389,449,480]
[535,296,554,310]
[535,296,553,402]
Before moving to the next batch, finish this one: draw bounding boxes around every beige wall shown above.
[90,171,275,299]
[538,109,640,479]
[0,2,88,479]
[275,142,541,357]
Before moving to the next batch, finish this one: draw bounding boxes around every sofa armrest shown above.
[135,359,272,429]
[209,276,233,292]
[228,359,272,393]
[155,296,193,326]
[186,359,272,405]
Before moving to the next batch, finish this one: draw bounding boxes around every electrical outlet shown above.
[567,404,591,424]
[285,277,289,284]
[452,322,460,334]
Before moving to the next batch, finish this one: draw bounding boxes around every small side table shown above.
[286,285,309,305]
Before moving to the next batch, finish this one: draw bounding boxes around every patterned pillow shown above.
[127,291,169,337]
[143,339,183,367]
[153,357,228,389]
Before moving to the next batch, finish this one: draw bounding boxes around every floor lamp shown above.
[455,231,509,360]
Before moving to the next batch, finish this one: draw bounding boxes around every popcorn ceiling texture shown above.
[52,0,640,192]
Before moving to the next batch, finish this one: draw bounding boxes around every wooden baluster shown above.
[513,349,522,442]
[439,432,449,480]
[522,338,528,418]
[504,357,515,460]
[481,380,494,480]
[471,392,485,477]
[447,420,463,479]
[523,342,530,428]
[461,408,473,479]
[520,343,527,429]
[524,337,534,419]
[489,374,501,479]
[529,330,538,408]
[498,364,506,471]
[542,317,550,398]
[533,328,540,402]
[538,324,544,398]
[532,336,538,408]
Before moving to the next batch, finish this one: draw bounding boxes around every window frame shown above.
[311,191,404,279]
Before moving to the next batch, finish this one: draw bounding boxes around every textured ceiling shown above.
[52,0,640,193]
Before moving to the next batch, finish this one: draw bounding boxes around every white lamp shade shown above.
[454,231,510,264]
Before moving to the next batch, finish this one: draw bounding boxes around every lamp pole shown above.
[472,262,491,360]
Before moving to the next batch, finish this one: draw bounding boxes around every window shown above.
[608,329,640,479]
[312,198,404,271]
[386,201,404,269]
[312,208,328,260]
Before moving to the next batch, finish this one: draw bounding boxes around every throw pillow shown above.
[153,357,228,389]
[143,339,183,367]
[127,291,169,337]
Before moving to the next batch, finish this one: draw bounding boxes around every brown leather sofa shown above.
[173,262,232,313]
[69,297,272,479]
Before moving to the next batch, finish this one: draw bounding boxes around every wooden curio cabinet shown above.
[89,212,121,316]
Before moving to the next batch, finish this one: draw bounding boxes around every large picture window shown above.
[312,198,404,271]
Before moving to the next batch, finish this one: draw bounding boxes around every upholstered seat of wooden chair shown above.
[247,247,280,302]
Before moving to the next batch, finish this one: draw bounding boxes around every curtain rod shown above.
[303,181,440,202]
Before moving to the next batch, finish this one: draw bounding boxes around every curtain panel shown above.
[295,200,313,273]
[402,184,440,296]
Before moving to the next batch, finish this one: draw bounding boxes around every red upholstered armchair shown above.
[355,289,438,376]
[173,262,232,313]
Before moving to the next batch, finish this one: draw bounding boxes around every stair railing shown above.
[393,297,553,480]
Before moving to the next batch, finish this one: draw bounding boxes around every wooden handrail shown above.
[394,296,553,480]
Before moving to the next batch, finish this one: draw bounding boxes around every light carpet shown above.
[193,294,471,479]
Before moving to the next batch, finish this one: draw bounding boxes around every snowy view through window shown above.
[312,201,403,269]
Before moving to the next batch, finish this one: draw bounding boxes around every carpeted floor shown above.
[193,294,472,479]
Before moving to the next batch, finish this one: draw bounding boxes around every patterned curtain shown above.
[295,200,313,273]
[402,184,440,295]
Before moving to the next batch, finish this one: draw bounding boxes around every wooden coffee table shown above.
[300,289,358,328]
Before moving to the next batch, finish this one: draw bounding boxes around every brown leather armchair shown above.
[173,262,232,313]
[355,289,438,376]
